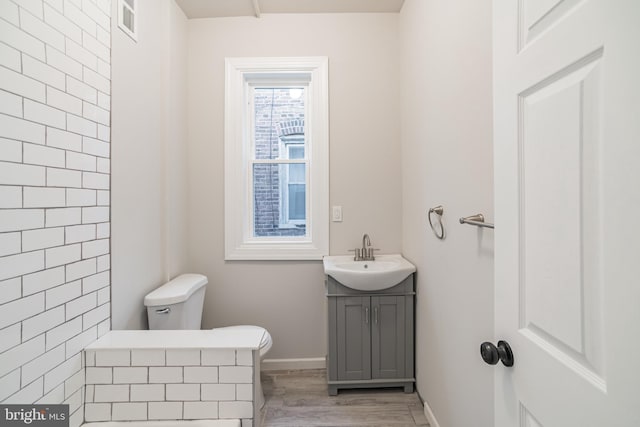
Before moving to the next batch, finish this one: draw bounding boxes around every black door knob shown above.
[480,340,514,367]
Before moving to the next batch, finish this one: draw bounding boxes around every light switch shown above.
[332,206,343,222]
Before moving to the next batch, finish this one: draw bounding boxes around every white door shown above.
[493,1,640,426]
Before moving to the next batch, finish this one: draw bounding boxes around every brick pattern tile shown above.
[0,3,111,427]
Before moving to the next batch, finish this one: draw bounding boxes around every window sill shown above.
[225,245,326,261]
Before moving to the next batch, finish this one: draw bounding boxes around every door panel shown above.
[519,0,585,50]
[519,50,605,381]
[520,404,544,427]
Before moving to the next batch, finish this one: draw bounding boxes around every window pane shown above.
[289,163,305,183]
[289,145,304,159]
[289,184,306,220]
[254,87,305,160]
[253,164,306,237]
[123,7,134,31]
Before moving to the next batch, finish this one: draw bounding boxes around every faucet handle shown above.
[348,248,361,261]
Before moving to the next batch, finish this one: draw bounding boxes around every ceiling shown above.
[175,0,405,19]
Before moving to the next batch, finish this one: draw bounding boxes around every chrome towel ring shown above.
[428,205,445,240]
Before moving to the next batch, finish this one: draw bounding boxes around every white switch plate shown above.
[332,206,343,222]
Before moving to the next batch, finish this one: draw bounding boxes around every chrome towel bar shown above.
[459,214,494,229]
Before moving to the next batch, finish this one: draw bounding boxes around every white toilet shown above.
[144,274,273,409]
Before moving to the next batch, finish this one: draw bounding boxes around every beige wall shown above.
[399,1,495,426]
[166,0,190,275]
[111,0,189,330]
[187,14,401,359]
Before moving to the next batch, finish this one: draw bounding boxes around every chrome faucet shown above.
[362,233,371,253]
[351,233,376,261]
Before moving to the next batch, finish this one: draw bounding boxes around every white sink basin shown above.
[323,254,416,291]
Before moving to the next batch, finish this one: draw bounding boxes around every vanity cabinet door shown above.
[336,296,371,381]
[371,296,406,379]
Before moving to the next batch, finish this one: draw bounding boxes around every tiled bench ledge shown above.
[86,329,266,350]
[83,330,264,427]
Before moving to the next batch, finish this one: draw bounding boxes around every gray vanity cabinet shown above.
[326,275,415,395]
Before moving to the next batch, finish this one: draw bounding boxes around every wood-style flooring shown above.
[260,369,430,427]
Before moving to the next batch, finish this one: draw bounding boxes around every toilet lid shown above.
[213,325,272,351]
[144,274,207,306]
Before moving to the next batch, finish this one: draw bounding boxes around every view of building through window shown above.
[252,87,307,237]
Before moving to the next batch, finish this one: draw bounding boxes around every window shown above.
[225,57,329,260]
[118,0,137,41]
[251,88,307,237]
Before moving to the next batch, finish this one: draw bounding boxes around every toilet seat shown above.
[213,325,272,357]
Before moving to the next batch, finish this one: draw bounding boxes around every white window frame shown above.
[117,0,137,42]
[224,57,329,260]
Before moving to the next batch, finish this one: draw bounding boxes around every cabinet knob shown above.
[480,340,514,367]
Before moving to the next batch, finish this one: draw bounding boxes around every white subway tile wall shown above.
[0,2,111,427]
[85,348,255,425]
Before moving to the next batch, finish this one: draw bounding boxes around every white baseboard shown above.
[423,398,441,427]
[261,357,326,371]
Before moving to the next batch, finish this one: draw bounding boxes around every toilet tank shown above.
[144,274,207,330]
